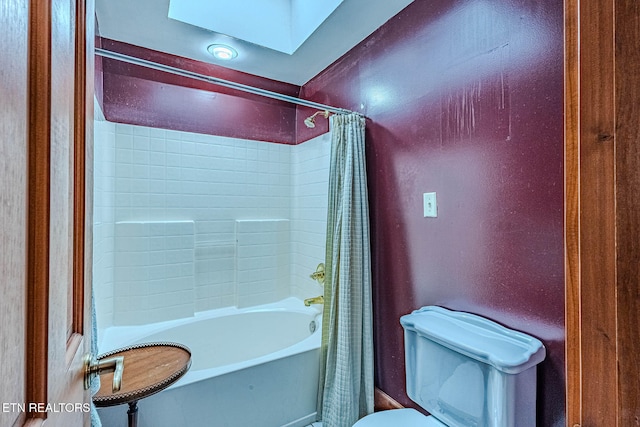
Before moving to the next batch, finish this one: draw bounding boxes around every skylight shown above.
[168,0,344,55]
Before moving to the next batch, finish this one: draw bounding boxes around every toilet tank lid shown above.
[400,306,546,374]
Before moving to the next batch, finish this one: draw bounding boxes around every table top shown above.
[93,342,191,407]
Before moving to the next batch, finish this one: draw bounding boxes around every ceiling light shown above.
[206,44,238,60]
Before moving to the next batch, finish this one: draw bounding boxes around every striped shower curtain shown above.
[318,113,374,427]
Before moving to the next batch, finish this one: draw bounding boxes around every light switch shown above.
[423,192,437,217]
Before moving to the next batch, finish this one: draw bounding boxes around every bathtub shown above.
[97,298,322,427]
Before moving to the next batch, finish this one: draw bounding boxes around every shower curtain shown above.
[318,113,374,427]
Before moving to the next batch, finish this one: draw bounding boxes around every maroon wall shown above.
[300,1,565,425]
[98,39,301,144]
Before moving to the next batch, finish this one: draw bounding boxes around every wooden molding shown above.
[564,0,640,424]
[614,0,640,421]
[564,0,618,424]
[26,0,52,416]
[563,0,580,424]
[72,0,88,338]
[374,387,404,412]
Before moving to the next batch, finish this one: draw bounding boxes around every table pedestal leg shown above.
[127,400,139,427]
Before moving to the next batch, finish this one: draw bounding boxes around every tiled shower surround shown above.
[93,120,330,337]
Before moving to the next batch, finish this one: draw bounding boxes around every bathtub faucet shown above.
[310,263,325,284]
[304,295,324,306]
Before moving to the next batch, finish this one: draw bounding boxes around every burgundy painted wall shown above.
[98,39,301,144]
[300,1,565,425]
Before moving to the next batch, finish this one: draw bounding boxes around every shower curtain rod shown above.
[95,48,359,116]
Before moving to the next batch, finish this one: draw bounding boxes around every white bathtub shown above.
[97,298,322,427]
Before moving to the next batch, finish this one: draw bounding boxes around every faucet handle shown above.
[310,263,325,284]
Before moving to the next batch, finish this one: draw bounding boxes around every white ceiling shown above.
[95,0,413,85]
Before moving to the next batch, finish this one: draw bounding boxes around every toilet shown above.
[354,306,546,427]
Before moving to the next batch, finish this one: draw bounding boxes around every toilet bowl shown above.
[352,306,546,427]
[353,408,444,426]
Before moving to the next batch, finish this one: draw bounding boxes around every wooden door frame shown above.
[565,0,640,425]
[24,0,94,424]
[612,1,640,422]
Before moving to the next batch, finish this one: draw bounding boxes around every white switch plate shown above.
[423,192,437,217]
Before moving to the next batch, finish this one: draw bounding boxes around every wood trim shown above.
[578,0,618,423]
[26,0,52,416]
[374,387,404,412]
[563,0,581,424]
[72,0,87,337]
[565,0,628,426]
[80,3,96,423]
[614,1,640,422]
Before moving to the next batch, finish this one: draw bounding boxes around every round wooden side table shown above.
[93,342,191,427]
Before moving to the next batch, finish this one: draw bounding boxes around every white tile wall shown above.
[291,132,331,299]
[93,121,330,333]
[236,219,290,308]
[113,221,195,325]
[194,243,236,312]
[93,120,116,337]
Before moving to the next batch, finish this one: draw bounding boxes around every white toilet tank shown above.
[400,307,546,427]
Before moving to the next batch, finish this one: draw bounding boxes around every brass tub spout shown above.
[304,295,324,306]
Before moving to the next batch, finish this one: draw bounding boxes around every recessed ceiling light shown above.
[206,44,238,60]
